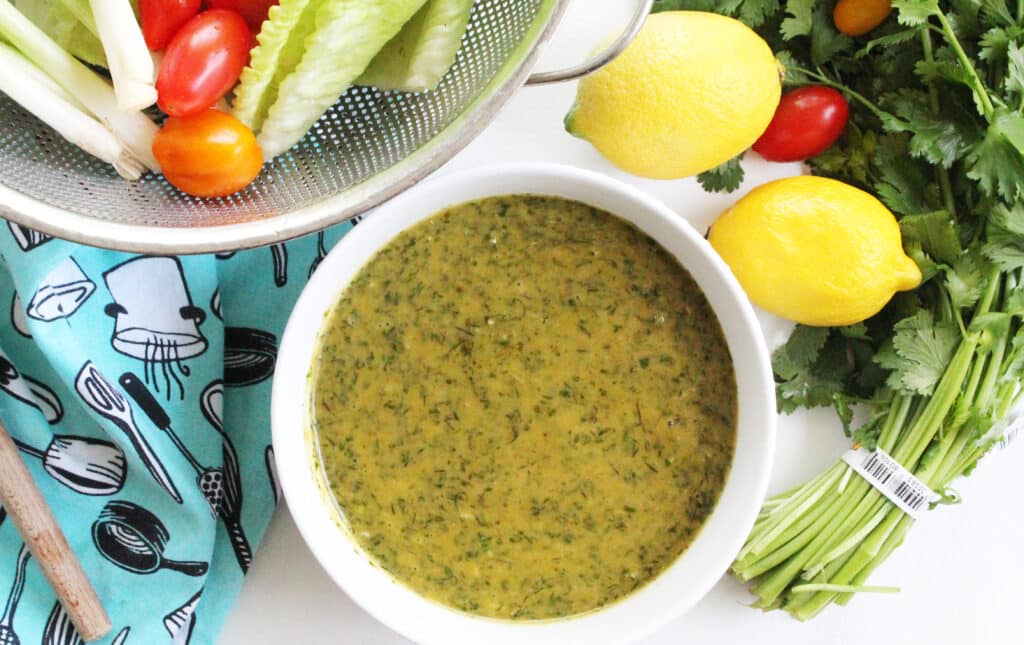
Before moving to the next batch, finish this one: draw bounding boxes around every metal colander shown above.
[0,0,651,253]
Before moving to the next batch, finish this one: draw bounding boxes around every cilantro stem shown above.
[934,12,996,120]
[787,65,892,123]
[790,583,899,594]
[919,27,957,219]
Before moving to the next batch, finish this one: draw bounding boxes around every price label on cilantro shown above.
[842,448,939,519]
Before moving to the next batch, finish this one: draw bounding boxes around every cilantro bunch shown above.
[655,0,1024,619]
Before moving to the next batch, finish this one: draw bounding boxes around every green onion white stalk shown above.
[88,0,155,110]
[0,42,144,179]
[0,0,158,170]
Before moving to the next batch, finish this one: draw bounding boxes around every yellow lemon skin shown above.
[565,12,781,179]
[708,176,922,327]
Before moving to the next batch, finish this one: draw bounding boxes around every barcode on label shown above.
[842,447,938,519]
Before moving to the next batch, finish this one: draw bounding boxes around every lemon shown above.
[564,11,781,179]
[708,176,922,327]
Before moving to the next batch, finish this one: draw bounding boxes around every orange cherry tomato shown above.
[833,0,893,37]
[153,109,263,197]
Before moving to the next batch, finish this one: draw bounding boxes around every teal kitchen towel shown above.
[0,220,354,645]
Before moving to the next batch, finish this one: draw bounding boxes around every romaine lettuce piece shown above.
[14,0,106,67]
[232,0,327,132]
[358,0,473,92]
[256,0,428,159]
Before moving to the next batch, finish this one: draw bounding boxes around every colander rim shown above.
[0,0,572,254]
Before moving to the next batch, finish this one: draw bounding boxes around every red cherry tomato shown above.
[139,0,201,51]
[156,10,254,118]
[752,86,850,162]
[207,0,279,31]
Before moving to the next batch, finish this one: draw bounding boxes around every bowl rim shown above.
[0,0,571,254]
[271,163,776,645]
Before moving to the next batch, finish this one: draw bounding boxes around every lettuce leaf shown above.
[358,0,474,92]
[256,0,429,158]
[14,0,106,67]
[232,0,327,132]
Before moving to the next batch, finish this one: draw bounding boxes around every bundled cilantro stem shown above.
[652,0,1024,618]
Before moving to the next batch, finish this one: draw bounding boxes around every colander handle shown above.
[525,0,654,85]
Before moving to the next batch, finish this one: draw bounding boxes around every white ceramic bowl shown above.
[272,164,776,645]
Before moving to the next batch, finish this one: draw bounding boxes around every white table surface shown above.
[221,2,1024,643]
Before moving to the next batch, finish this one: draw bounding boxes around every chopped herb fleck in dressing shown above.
[313,195,736,619]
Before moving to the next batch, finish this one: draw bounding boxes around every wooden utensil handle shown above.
[0,422,111,642]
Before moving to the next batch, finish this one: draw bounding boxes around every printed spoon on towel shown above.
[120,374,253,571]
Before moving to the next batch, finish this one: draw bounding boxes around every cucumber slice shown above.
[257,0,429,159]
[358,0,474,92]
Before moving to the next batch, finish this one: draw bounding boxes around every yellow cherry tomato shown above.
[153,108,263,198]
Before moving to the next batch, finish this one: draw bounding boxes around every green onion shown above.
[88,0,155,110]
[0,0,158,170]
[0,42,144,179]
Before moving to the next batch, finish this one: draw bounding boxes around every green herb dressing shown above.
[313,195,737,619]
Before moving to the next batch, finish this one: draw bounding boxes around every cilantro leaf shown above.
[914,47,992,117]
[840,323,871,341]
[989,200,1024,235]
[967,110,1024,200]
[946,0,984,38]
[780,0,813,40]
[944,250,988,310]
[873,135,939,215]
[855,28,921,59]
[697,155,745,193]
[881,89,977,167]
[776,50,814,85]
[874,310,960,395]
[983,219,1024,270]
[899,210,962,264]
[1006,42,1024,98]
[809,124,876,185]
[978,25,1024,61]
[892,0,940,27]
[738,0,782,27]
[651,0,723,13]
[979,0,1015,28]
[904,239,940,282]
[810,1,853,65]
[773,325,837,413]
